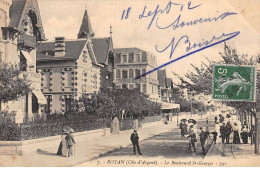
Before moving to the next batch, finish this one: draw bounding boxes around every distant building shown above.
[78,10,114,89]
[157,70,174,103]
[36,10,113,114]
[114,48,160,101]
[0,0,47,121]
[157,70,180,121]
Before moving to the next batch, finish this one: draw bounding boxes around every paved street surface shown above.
[75,115,215,167]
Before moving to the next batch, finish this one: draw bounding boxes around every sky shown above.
[37,0,260,84]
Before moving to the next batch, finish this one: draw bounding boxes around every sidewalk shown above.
[0,113,215,167]
[0,119,176,167]
[206,141,256,158]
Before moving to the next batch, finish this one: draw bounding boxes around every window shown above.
[128,53,134,63]
[135,84,141,91]
[142,84,146,93]
[135,69,140,78]
[43,71,50,86]
[142,68,146,75]
[20,53,27,71]
[116,70,121,78]
[135,54,141,62]
[44,95,52,115]
[122,70,128,78]
[122,54,127,63]
[64,71,72,86]
[129,69,133,78]
[65,98,72,113]
[83,51,88,62]
[129,84,134,90]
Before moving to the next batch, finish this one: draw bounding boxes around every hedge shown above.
[0,113,162,141]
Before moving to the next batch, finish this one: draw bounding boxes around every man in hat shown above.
[66,128,76,157]
[187,129,197,153]
[199,127,207,155]
[130,130,143,155]
[220,123,226,143]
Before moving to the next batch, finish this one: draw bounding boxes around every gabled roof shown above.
[158,70,167,87]
[92,37,112,64]
[9,0,26,28]
[78,10,94,39]
[36,40,87,61]
[8,0,46,40]
[114,47,144,53]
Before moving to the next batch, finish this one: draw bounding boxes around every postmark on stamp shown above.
[213,65,256,101]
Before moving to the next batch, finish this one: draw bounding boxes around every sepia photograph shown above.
[0,0,259,167]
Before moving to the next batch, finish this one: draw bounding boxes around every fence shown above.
[0,114,162,141]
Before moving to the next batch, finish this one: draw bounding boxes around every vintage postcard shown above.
[0,0,259,167]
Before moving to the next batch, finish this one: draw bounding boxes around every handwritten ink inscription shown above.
[120,0,240,78]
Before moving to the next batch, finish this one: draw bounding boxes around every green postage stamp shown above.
[213,65,256,101]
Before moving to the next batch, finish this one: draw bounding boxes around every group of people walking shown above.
[213,114,249,144]
[179,119,209,155]
[57,128,76,157]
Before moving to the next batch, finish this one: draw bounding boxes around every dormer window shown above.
[134,54,141,63]
[122,54,127,63]
[83,51,88,62]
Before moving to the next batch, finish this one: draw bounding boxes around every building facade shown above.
[0,0,47,121]
[157,70,174,103]
[36,10,114,114]
[114,48,160,101]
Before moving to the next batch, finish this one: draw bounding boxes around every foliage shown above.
[70,88,162,119]
[0,63,31,103]
[0,113,110,141]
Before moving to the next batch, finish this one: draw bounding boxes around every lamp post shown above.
[189,90,195,118]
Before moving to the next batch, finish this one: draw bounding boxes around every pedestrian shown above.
[219,115,224,123]
[130,130,143,155]
[179,120,188,137]
[214,116,218,123]
[212,122,220,144]
[199,127,207,155]
[188,124,194,135]
[57,129,69,157]
[66,128,76,157]
[241,125,249,144]
[225,121,232,144]
[187,129,197,153]
[233,123,241,144]
[220,123,226,144]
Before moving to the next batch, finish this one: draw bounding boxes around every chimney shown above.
[55,37,66,56]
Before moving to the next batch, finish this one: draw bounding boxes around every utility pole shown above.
[189,90,195,118]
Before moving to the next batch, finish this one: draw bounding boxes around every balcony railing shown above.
[18,34,36,49]
[115,77,146,83]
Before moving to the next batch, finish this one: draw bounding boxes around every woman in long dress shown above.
[57,130,68,157]
[233,123,241,144]
[241,125,249,144]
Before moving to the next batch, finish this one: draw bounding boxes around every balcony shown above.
[115,77,146,83]
[18,34,37,49]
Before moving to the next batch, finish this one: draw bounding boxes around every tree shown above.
[71,88,162,119]
[0,63,31,104]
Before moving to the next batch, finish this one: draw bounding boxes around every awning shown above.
[32,90,47,105]
[162,102,180,109]
[21,50,33,63]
